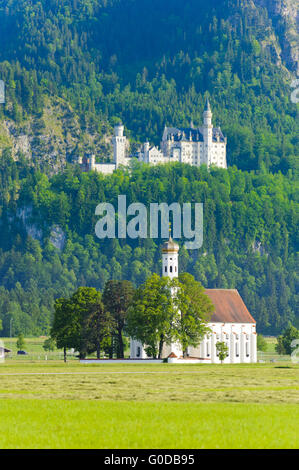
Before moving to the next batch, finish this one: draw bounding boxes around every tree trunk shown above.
[158,335,164,359]
[118,328,124,359]
[63,347,66,363]
[96,341,100,359]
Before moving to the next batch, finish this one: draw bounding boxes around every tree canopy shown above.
[0,160,297,337]
[126,272,214,358]
[51,286,113,359]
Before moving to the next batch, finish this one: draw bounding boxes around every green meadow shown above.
[1,399,298,449]
[0,361,298,448]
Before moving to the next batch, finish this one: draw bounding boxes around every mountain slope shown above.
[0,158,298,336]
[255,0,299,73]
[0,0,298,172]
[0,1,298,337]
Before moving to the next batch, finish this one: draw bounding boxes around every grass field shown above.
[1,399,298,449]
[0,361,298,448]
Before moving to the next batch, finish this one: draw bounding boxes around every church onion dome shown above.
[162,236,179,253]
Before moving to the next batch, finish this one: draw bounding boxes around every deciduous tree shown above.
[216,341,229,364]
[172,273,214,357]
[103,280,134,358]
[126,274,174,359]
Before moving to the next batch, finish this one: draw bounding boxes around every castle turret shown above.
[143,141,150,163]
[113,122,127,167]
[90,154,96,171]
[203,98,213,166]
[114,123,124,137]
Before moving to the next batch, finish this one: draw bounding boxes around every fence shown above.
[257,351,291,362]
[4,351,78,361]
[4,351,293,362]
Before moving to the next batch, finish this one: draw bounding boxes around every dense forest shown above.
[0,153,298,336]
[0,0,298,337]
[0,0,298,172]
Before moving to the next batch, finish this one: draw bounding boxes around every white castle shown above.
[81,99,227,173]
[130,236,257,363]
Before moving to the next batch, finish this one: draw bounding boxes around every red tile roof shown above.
[204,289,256,324]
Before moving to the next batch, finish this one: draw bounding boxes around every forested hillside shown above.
[0,0,298,337]
[0,0,298,172]
[0,156,298,336]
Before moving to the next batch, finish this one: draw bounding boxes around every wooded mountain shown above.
[0,0,298,172]
[0,0,298,337]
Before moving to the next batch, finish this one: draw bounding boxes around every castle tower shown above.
[90,154,96,171]
[113,123,127,167]
[162,235,179,279]
[202,98,213,166]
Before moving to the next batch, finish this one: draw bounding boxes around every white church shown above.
[80,99,227,174]
[130,236,257,364]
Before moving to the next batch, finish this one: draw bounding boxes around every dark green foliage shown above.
[51,286,113,359]
[173,273,214,357]
[16,333,26,350]
[0,1,298,338]
[0,0,298,173]
[216,341,229,363]
[43,337,56,352]
[102,279,134,358]
[275,324,299,355]
[126,273,175,359]
[0,156,297,337]
[257,334,267,352]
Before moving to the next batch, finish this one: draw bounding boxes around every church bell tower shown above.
[162,233,179,279]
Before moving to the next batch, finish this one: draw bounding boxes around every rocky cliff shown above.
[0,95,113,173]
[254,0,299,74]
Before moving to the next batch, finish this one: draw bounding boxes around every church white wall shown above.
[130,322,257,363]
[130,339,148,359]
[189,322,257,363]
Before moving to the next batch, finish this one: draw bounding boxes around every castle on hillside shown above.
[80,99,227,174]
